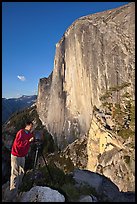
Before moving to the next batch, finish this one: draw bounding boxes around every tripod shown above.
[33,141,53,182]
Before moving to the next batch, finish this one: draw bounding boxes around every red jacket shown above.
[11,129,33,157]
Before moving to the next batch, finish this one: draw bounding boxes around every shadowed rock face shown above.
[37,3,135,149]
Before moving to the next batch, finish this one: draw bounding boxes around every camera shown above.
[34,131,43,147]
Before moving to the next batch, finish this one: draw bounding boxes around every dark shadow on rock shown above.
[72,169,135,202]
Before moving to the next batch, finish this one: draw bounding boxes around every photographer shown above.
[8,121,34,202]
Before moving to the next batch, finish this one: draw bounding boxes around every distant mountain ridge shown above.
[2,95,37,124]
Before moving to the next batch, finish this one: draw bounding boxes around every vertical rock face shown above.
[86,113,135,192]
[37,3,135,149]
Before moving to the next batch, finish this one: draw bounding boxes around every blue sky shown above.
[2,2,129,99]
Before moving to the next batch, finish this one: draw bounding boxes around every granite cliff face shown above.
[37,3,135,149]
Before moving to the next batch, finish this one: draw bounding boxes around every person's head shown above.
[25,121,33,132]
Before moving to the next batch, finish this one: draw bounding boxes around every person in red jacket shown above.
[9,120,34,201]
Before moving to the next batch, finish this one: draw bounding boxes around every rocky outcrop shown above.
[86,109,135,192]
[72,169,135,202]
[37,2,135,149]
[2,169,135,202]
[47,134,88,173]
[2,183,65,202]
[19,186,65,202]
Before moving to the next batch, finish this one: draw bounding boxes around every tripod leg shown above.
[41,153,53,181]
[30,148,38,187]
[33,148,39,170]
